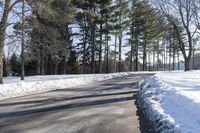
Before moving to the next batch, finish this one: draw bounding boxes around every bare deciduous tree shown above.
[0,0,21,84]
[152,0,197,71]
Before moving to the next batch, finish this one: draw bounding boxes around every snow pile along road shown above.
[0,72,135,100]
[138,71,200,133]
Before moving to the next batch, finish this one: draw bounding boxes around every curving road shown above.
[0,74,153,133]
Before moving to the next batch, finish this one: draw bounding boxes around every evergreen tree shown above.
[127,0,163,71]
[113,0,129,72]
[28,0,73,75]
[75,0,99,74]
[96,0,112,73]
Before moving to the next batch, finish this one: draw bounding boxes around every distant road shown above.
[0,74,153,133]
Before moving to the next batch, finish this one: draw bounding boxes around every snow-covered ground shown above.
[0,73,127,100]
[138,71,200,133]
[0,72,155,100]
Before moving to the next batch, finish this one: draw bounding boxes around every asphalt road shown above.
[0,74,153,133]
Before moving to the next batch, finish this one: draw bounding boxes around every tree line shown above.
[0,0,200,83]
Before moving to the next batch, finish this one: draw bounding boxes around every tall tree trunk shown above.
[36,48,41,75]
[0,42,4,84]
[63,24,69,74]
[36,60,41,75]
[114,34,117,72]
[157,51,159,71]
[63,56,67,74]
[173,22,192,71]
[181,44,191,71]
[153,50,155,71]
[183,29,192,71]
[50,56,54,75]
[99,23,102,73]
[130,19,134,72]
[192,48,195,69]
[129,44,133,71]
[135,38,139,71]
[164,42,166,71]
[91,25,95,74]
[44,56,47,74]
[185,57,191,71]
[162,52,164,71]
[91,7,96,74]
[172,43,175,70]
[172,49,175,70]
[106,34,109,73]
[21,0,25,80]
[143,39,147,71]
[54,63,57,75]
[148,51,151,71]
[169,41,172,71]
[185,25,193,71]
[0,0,11,84]
[82,30,87,74]
[40,49,45,75]
[177,51,180,70]
[118,0,122,72]
[118,33,122,72]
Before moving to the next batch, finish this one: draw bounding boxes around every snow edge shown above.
[0,72,134,101]
[137,75,180,133]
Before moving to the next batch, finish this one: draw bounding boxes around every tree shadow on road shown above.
[0,90,137,107]
[0,95,134,119]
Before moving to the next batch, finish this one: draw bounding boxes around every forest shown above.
[0,0,200,83]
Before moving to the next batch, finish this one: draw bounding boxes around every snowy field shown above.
[0,72,155,100]
[138,71,200,133]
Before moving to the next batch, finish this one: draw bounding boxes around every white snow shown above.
[0,72,153,100]
[138,70,200,133]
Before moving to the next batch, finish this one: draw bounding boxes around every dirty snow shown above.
[138,70,200,133]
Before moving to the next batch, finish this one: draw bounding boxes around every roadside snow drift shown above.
[0,72,136,100]
[138,71,200,133]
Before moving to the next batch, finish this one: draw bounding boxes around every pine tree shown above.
[75,0,99,74]
[96,0,112,73]
[21,0,25,80]
[113,0,129,72]
[75,3,91,74]
[28,0,73,75]
[127,0,163,71]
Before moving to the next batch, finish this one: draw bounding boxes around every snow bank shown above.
[138,71,200,133]
[0,72,138,100]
